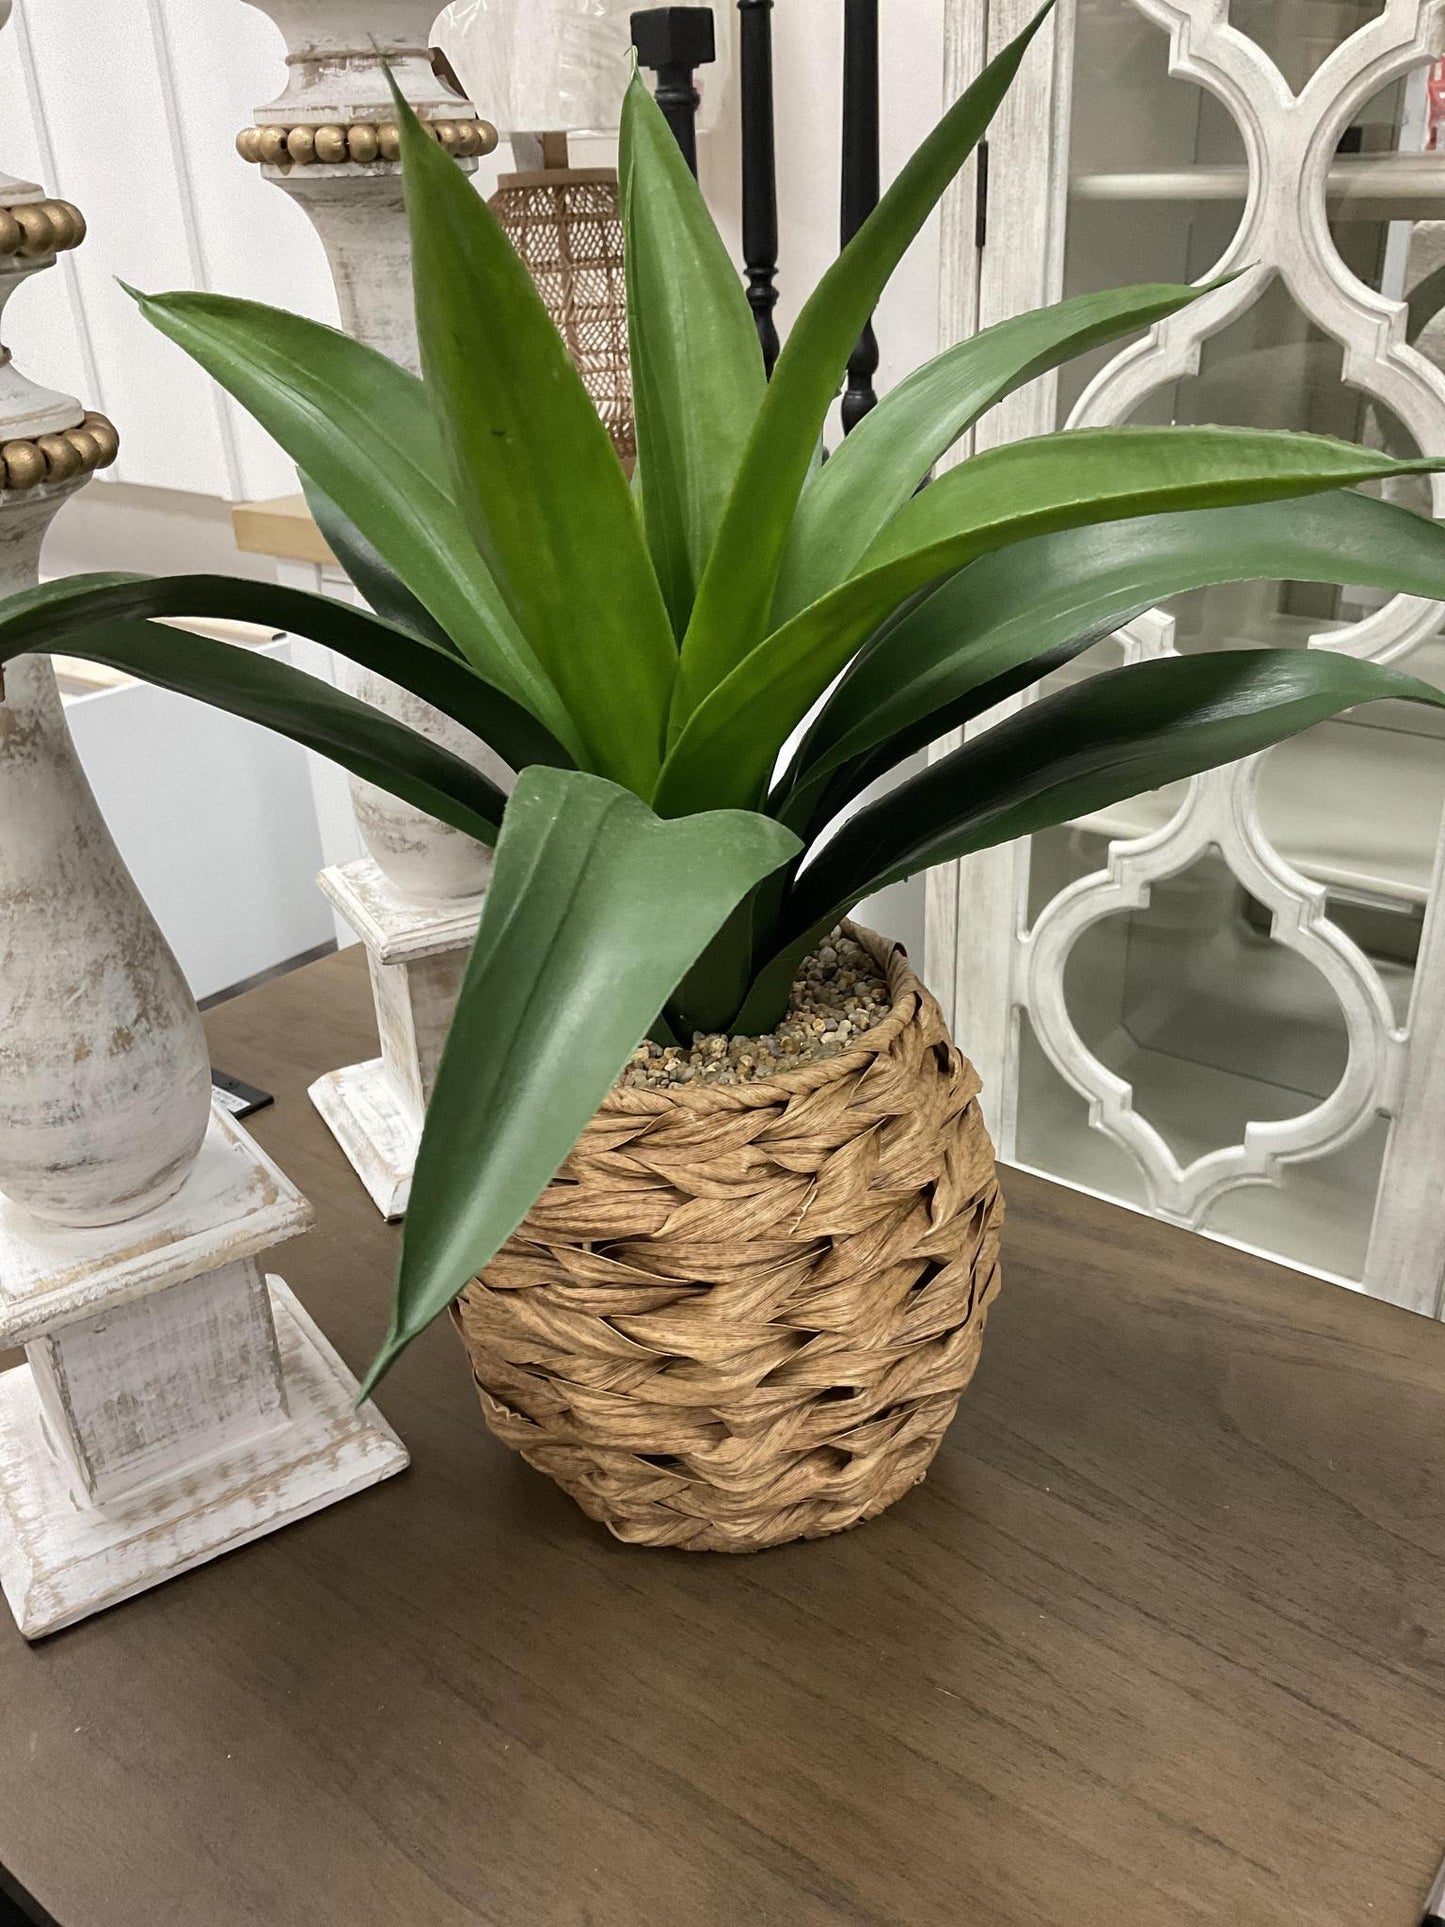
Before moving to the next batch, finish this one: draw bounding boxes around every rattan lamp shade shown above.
[489,162,634,463]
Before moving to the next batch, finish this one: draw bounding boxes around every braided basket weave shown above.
[451,925,1003,1553]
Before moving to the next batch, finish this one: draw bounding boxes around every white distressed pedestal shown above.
[236,2,504,1218]
[308,856,483,1219]
[0,1101,408,1638]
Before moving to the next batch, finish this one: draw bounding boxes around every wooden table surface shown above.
[3,946,1445,1927]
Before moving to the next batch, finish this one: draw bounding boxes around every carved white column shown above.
[0,79,406,1637]
[237,0,503,1217]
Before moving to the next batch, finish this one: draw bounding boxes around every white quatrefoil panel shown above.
[1021,0,1445,1243]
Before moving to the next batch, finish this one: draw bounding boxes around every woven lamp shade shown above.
[452,925,1004,1553]
[489,166,634,463]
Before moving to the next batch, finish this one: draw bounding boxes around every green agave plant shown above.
[8,2,1445,1387]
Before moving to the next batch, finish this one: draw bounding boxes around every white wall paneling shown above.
[0,0,339,503]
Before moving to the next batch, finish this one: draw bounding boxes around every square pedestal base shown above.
[308,1058,419,1220]
[0,1276,408,1639]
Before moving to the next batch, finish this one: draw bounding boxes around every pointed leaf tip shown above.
[355,1332,401,1404]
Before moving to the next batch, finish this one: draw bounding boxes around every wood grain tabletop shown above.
[2,945,1444,1927]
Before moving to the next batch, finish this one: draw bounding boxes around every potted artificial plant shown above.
[7,2,1445,1550]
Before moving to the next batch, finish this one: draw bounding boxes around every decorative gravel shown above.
[621,930,893,1090]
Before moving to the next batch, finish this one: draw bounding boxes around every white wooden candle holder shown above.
[239,0,505,1214]
[0,4,407,1641]
[308,856,483,1218]
[0,1101,408,1639]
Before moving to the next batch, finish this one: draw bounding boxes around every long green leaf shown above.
[770,278,1224,622]
[0,569,572,776]
[866,427,1445,575]
[129,284,574,751]
[736,649,1445,1028]
[671,0,1056,727]
[653,430,1445,818]
[393,86,676,795]
[784,488,1445,816]
[300,474,457,654]
[360,770,800,1387]
[620,70,766,636]
[779,636,1105,849]
[2,617,505,844]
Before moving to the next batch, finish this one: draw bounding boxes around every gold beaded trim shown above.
[0,200,85,259]
[1,412,118,492]
[234,118,497,167]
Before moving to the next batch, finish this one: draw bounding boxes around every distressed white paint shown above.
[243,0,500,906]
[308,856,483,1216]
[308,1060,419,1220]
[243,0,479,381]
[28,1255,289,1505]
[0,645,213,1228]
[0,1102,408,1639]
[233,1,500,1210]
[929,0,1075,1144]
[1366,814,1445,1313]
[0,1101,308,1344]
[0,17,406,1630]
[0,179,212,1227]
[340,662,500,902]
[62,637,335,1003]
[0,1273,407,1640]
[930,0,1445,1312]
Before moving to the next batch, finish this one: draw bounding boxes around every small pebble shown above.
[620,930,892,1091]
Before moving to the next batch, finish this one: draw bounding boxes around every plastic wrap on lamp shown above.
[435,0,732,136]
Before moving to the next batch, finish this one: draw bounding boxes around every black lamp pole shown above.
[840,0,880,431]
[630,7,716,178]
[738,0,780,375]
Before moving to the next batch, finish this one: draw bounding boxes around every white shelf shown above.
[1053,620,1445,908]
[1071,155,1445,221]
[1074,715,1442,906]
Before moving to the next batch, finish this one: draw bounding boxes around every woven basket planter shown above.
[451,924,1003,1553]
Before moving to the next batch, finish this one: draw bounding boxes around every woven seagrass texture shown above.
[452,926,1003,1553]
[489,170,634,461]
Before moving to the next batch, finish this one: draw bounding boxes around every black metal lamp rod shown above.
[840,0,880,432]
[631,8,716,179]
[739,0,780,375]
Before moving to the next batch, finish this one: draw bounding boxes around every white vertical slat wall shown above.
[0,0,338,502]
